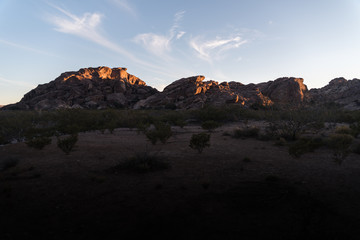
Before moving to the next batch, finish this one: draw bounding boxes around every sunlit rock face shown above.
[8,66,360,110]
[4,67,157,110]
[134,75,275,109]
[256,77,308,104]
[3,68,313,110]
[307,78,360,110]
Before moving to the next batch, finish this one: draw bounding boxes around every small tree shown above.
[189,132,210,153]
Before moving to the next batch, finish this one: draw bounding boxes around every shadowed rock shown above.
[307,78,360,110]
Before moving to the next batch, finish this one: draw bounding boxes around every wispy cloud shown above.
[190,35,247,62]
[134,10,186,57]
[0,38,56,57]
[109,0,137,17]
[0,76,35,88]
[46,3,166,71]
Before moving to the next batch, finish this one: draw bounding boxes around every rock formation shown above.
[257,77,308,104]
[4,67,158,110]
[3,66,359,111]
[134,76,307,109]
[307,78,360,110]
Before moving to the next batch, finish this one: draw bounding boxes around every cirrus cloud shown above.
[134,10,186,57]
[190,35,247,62]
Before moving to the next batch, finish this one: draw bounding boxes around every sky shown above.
[1,0,360,105]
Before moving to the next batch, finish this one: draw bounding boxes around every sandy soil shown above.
[1,122,360,239]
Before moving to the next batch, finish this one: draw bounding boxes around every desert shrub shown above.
[266,120,304,141]
[161,111,186,128]
[288,137,324,158]
[189,132,211,153]
[192,105,229,122]
[145,122,172,145]
[335,125,352,135]
[57,134,78,155]
[233,127,259,139]
[26,136,52,150]
[0,157,19,171]
[111,152,169,173]
[201,120,221,132]
[327,134,354,164]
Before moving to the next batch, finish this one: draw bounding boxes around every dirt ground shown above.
[1,122,360,239]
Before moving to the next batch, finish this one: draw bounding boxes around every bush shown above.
[57,134,78,155]
[273,121,304,141]
[288,137,324,158]
[189,132,211,153]
[111,152,169,173]
[145,122,172,145]
[26,136,52,150]
[335,125,352,135]
[233,127,259,139]
[201,120,221,132]
[327,134,354,164]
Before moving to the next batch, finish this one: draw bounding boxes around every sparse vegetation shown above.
[201,120,221,132]
[144,122,172,145]
[288,137,324,158]
[233,126,259,139]
[57,134,78,155]
[335,125,353,135]
[327,134,354,164]
[189,132,211,153]
[26,136,52,150]
[111,152,169,173]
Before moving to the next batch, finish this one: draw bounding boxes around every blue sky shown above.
[1,0,360,105]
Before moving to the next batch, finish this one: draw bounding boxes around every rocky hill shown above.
[4,67,158,110]
[3,67,360,110]
[134,76,306,109]
[307,78,360,110]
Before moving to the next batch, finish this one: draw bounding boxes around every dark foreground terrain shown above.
[1,123,360,239]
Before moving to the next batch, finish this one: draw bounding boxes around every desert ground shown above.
[1,122,360,239]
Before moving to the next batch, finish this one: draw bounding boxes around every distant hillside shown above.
[3,66,360,110]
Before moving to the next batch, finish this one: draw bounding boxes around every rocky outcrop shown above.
[4,67,158,110]
[134,76,273,109]
[257,77,308,104]
[307,78,360,110]
[5,66,359,111]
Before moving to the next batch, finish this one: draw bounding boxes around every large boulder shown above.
[4,67,158,110]
[256,77,308,104]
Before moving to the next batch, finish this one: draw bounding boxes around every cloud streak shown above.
[0,76,35,88]
[190,35,247,62]
[0,38,56,57]
[110,0,137,17]
[134,10,186,57]
[46,3,169,72]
